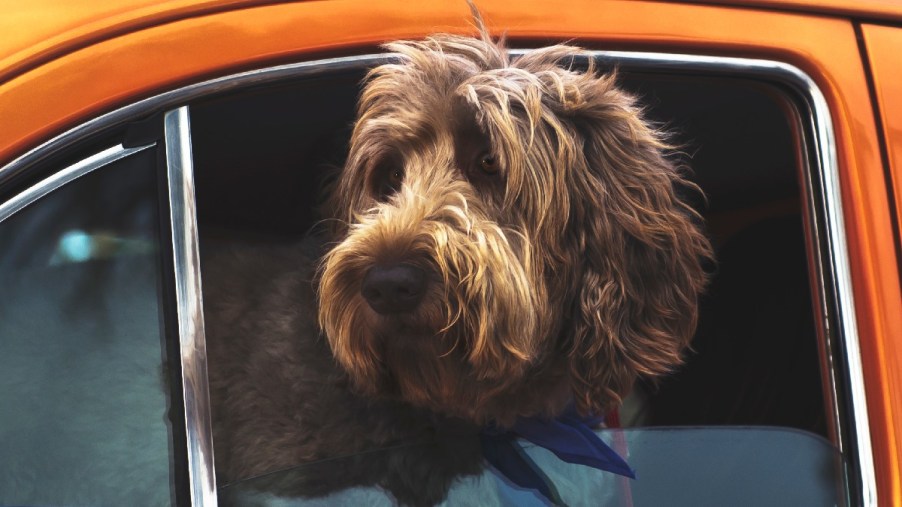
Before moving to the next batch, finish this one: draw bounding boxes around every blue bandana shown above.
[481,406,635,504]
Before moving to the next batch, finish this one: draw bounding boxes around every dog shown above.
[204,13,711,507]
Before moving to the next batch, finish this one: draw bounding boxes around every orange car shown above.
[1,1,900,505]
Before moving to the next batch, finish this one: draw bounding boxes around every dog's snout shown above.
[361,264,427,314]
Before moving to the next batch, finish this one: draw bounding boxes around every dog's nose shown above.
[361,264,427,314]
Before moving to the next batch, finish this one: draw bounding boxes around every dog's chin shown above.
[347,315,543,425]
[338,320,464,420]
[367,316,468,403]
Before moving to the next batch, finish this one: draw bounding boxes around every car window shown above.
[186,52,857,506]
[0,144,181,506]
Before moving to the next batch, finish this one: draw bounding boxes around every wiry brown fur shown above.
[207,18,711,507]
[320,31,711,425]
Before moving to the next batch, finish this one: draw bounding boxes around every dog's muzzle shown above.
[361,263,427,314]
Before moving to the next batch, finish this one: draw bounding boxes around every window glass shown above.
[222,428,847,506]
[0,147,177,505]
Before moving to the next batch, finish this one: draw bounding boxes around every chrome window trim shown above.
[0,143,153,224]
[0,50,875,507]
[164,106,218,507]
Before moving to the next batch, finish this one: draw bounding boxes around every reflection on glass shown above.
[0,149,175,506]
[222,427,847,507]
[49,229,155,265]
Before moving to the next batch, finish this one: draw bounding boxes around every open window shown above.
[185,53,858,505]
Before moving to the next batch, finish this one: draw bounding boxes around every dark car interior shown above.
[190,59,828,439]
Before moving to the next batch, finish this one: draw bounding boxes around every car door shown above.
[1,1,899,505]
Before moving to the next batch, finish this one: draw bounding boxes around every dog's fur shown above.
[205,18,711,506]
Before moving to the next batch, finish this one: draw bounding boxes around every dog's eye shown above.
[479,154,500,175]
[388,168,403,187]
[373,163,404,201]
[384,168,404,195]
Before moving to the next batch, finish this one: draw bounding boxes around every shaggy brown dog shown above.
[205,19,711,507]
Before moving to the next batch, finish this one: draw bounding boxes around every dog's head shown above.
[318,29,711,425]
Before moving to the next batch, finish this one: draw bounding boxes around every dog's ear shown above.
[519,52,713,415]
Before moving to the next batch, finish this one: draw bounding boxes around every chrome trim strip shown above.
[164,106,217,507]
[0,144,152,224]
[0,50,874,507]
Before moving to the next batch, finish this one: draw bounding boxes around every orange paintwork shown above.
[704,0,902,22]
[0,0,900,502]
[4,0,902,87]
[861,25,902,500]
[0,0,278,85]
[863,24,902,251]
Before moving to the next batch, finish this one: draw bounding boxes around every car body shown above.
[1,1,901,505]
